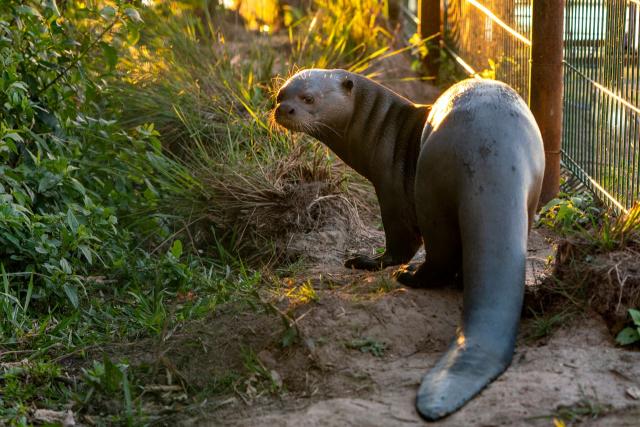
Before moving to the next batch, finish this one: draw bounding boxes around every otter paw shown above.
[344,255,383,270]
[392,264,422,287]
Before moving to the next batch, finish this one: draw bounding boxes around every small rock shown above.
[33,409,75,426]
[626,386,640,400]
[270,369,283,388]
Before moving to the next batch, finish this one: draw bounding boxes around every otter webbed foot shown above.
[344,253,401,270]
[392,263,422,287]
[393,262,460,289]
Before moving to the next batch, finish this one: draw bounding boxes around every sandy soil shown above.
[162,220,640,427]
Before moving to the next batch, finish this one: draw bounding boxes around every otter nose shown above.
[277,101,295,116]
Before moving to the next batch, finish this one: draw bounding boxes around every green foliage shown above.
[79,357,136,424]
[542,193,640,252]
[616,309,640,346]
[2,360,64,405]
[526,309,573,341]
[593,202,640,251]
[242,349,284,394]
[538,192,602,234]
[290,0,392,70]
[0,1,163,321]
[346,337,387,357]
[108,1,388,262]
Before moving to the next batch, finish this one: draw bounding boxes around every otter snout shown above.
[275,101,296,118]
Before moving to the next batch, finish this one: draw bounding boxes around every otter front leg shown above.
[344,199,421,270]
[393,215,462,288]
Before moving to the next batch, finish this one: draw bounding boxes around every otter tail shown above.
[416,196,528,421]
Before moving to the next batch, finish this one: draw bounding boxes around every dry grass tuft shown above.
[172,140,373,263]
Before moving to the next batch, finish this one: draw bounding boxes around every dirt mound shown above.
[207,313,640,427]
[555,238,640,331]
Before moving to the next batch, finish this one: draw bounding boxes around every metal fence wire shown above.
[442,0,532,100]
[563,0,640,211]
[401,0,640,211]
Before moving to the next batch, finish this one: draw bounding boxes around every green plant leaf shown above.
[124,7,143,23]
[16,5,41,17]
[44,0,61,17]
[616,327,640,346]
[38,172,61,193]
[63,283,79,308]
[100,6,116,20]
[629,309,640,326]
[3,132,24,144]
[126,24,140,45]
[23,273,33,313]
[59,258,72,274]
[281,325,298,347]
[66,209,79,234]
[103,357,122,393]
[101,43,118,70]
[171,240,183,259]
[78,245,93,264]
[121,365,133,422]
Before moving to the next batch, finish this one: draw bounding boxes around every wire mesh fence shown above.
[400,0,640,211]
[562,0,640,210]
[442,0,532,99]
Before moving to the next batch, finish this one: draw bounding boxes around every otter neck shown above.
[314,78,428,197]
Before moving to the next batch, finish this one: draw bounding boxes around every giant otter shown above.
[273,69,544,421]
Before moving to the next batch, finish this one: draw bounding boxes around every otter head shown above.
[274,69,355,138]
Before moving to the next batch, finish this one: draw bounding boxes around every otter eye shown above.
[302,95,314,104]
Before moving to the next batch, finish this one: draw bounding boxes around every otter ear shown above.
[342,78,354,93]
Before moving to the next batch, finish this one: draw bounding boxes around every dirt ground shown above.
[155,215,640,427]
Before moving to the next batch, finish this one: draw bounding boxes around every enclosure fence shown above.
[402,0,640,211]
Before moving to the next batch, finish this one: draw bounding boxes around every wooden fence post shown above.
[529,0,565,206]
[419,0,441,77]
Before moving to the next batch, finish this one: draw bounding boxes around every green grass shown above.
[0,244,263,424]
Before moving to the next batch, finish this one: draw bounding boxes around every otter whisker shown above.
[312,121,344,138]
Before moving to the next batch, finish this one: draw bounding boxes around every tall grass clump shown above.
[112,1,398,262]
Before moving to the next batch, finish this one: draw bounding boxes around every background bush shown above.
[0,1,174,336]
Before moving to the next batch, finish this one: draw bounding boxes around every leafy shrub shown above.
[0,1,169,332]
[538,192,602,234]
